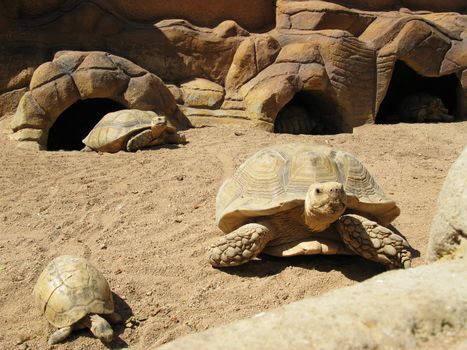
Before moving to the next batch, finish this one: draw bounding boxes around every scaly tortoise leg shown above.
[126,129,156,152]
[126,116,168,151]
[48,326,72,345]
[79,314,114,343]
[164,132,186,144]
[208,223,275,267]
[337,214,412,269]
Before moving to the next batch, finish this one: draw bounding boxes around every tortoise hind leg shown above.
[209,223,275,267]
[337,214,412,269]
[263,238,354,257]
[48,326,72,345]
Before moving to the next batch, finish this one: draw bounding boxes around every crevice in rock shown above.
[47,98,124,151]
[376,60,459,124]
[274,91,342,135]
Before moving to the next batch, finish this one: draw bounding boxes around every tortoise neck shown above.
[303,210,333,232]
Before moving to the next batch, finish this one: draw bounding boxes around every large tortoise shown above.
[209,143,412,269]
[33,255,121,345]
[82,109,186,153]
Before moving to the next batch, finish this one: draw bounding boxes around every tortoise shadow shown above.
[68,292,133,348]
[214,254,386,282]
[146,142,188,151]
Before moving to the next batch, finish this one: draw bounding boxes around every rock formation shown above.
[426,147,467,261]
[0,0,466,144]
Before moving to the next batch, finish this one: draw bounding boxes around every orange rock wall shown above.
[0,0,276,30]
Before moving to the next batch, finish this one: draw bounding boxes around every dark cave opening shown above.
[47,99,125,151]
[274,91,343,135]
[376,60,459,124]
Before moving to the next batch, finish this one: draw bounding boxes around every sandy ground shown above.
[0,116,466,350]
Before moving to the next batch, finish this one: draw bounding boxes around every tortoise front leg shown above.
[126,130,155,152]
[337,214,412,269]
[163,132,186,144]
[81,314,114,343]
[48,326,72,345]
[208,223,275,267]
[146,132,186,147]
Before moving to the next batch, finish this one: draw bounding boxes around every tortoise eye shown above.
[315,188,321,194]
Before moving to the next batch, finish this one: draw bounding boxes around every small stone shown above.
[234,131,244,136]
[175,175,185,181]
[146,291,152,296]
[100,243,107,250]
[115,268,122,274]
[174,218,183,223]
[55,224,61,230]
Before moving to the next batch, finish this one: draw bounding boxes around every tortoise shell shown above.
[33,255,114,328]
[216,143,399,233]
[82,109,159,153]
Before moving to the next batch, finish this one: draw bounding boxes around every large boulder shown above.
[153,259,467,350]
[426,147,467,262]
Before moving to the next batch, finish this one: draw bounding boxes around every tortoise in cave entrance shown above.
[208,143,412,269]
[398,93,454,123]
[274,103,324,135]
[82,109,186,153]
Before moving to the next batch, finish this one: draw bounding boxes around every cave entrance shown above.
[274,91,342,135]
[376,60,459,124]
[47,99,125,151]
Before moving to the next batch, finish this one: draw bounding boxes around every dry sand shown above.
[0,116,466,349]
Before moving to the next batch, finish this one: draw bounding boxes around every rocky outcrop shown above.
[9,51,191,149]
[426,147,467,262]
[239,31,375,131]
[180,79,225,109]
[0,0,275,30]
[1,0,466,133]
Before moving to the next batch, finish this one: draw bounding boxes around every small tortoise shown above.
[33,255,121,345]
[209,143,412,269]
[398,93,454,123]
[82,109,186,153]
[274,104,324,135]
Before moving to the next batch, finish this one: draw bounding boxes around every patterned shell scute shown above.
[33,255,114,328]
[82,109,157,149]
[216,143,396,233]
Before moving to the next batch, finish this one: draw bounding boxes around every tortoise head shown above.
[150,116,168,137]
[304,182,347,230]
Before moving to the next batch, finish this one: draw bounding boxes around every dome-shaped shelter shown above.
[9,51,192,150]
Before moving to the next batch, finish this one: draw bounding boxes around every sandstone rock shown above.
[225,35,281,92]
[180,79,225,109]
[426,147,467,262]
[1,1,466,131]
[213,20,249,38]
[240,32,375,132]
[154,259,467,350]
